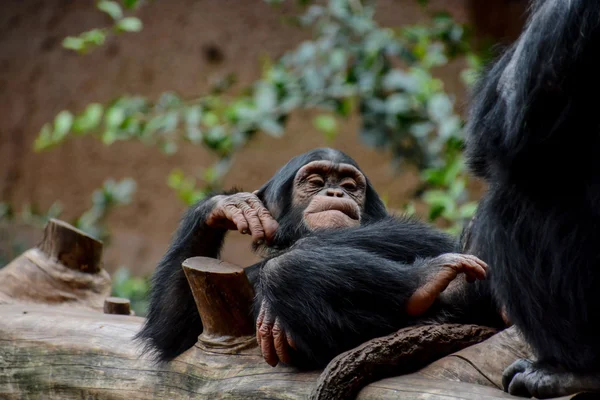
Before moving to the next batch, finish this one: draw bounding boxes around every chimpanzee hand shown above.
[406,253,488,317]
[206,192,279,245]
[256,299,296,367]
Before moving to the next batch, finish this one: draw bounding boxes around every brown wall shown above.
[0,0,524,275]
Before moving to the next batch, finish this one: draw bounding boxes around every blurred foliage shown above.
[111,267,150,316]
[62,0,144,54]
[27,0,495,305]
[0,178,136,266]
[36,0,489,235]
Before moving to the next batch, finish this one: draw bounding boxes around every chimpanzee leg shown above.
[255,243,487,368]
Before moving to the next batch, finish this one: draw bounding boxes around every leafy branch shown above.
[62,0,144,54]
[35,0,488,232]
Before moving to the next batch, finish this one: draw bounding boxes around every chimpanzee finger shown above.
[462,254,489,274]
[259,307,278,367]
[223,204,249,234]
[238,202,266,244]
[272,318,291,365]
[457,256,487,281]
[246,197,279,243]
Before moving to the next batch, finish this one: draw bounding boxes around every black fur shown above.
[135,148,501,367]
[465,0,600,387]
[255,215,502,368]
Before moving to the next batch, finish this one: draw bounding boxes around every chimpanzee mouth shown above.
[304,197,360,221]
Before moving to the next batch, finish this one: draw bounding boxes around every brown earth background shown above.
[0,0,526,277]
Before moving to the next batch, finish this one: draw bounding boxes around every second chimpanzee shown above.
[464,0,600,397]
[136,148,501,369]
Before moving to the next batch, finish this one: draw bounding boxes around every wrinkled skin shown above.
[206,192,279,245]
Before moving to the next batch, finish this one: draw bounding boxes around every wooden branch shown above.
[38,218,103,273]
[0,304,563,400]
[0,218,111,311]
[311,324,498,400]
[104,297,132,315]
[182,256,256,353]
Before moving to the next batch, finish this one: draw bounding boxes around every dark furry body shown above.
[465,0,600,376]
[135,148,503,369]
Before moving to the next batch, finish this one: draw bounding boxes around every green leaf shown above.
[313,114,337,142]
[97,0,123,20]
[81,29,107,46]
[423,189,456,220]
[112,178,137,203]
[202,112,219,127]
[116,17,143,32]
[254,83,277,111]
[161,142,178,154]
[459,202,478,219]
[185,106,203,127]
[53,110,74,141]
[73,103,104,133]
[386,94,412,114]
[259,118,284,137]
[427,93,453,121]
[439,115,461,138]
[382,70,419,92]
[449,178,465,199]
[163,111,179,132]
[167,169,184,188]
[62,36,85,52]
[123,0,140,9]
[102,130,118,145]
[34,123,54,151]
[105,106,126,129]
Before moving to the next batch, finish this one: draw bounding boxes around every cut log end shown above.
[182,256,256,352]
[37,218,103,273]
[104,297,132,315]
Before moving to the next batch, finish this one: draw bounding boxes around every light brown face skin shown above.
[292,160,367,230]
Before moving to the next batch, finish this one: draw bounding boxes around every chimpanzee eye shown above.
[341,180,357,191]
[308,176,325,187]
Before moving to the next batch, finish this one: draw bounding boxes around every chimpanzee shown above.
[135,147,502,369]
[464,0,600,397]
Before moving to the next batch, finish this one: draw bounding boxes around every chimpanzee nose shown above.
[325,188,345,198]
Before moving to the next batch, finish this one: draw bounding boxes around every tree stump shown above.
[182,256,256,353]
[104,297,132,315]
[38,218,103,273]
[0,218,111,311]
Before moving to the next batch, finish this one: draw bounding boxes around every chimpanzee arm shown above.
[135,197,227,362]
[255,218,488,369]
[135,191,278,362]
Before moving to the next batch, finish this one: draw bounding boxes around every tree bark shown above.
[0,304,585,400]
[311,324,499,400]
[104,296,132,315]
[0,219,110,311]
[182,256,256,353]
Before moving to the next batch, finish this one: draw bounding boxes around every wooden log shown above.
[182,256,256,353]
[38,218,103,273]
[104,297,131,315]
[0,304,586,400]
[0,218,111,311]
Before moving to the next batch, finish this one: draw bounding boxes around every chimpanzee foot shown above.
[406,253,488,316]
[503,359,600,398]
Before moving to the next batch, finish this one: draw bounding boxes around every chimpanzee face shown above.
[292,160,367,230]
